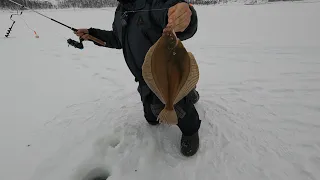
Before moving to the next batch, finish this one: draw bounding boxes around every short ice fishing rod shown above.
[6,0,106,49]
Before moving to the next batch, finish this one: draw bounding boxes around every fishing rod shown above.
[5,0,106,49]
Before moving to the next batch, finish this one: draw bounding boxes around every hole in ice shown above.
[109,138,120,148]
[81,167,111,180]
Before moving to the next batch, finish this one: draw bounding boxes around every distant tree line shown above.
[0,0,54,9]
[0,0,215,9]
[56,0,119,8]
[0,0,303,9]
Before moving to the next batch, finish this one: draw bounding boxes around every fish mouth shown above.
[162,28,178,51]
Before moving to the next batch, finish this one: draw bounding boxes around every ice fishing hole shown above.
[82,167,111,180]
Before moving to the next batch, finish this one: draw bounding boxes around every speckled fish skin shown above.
[142,29,199,124]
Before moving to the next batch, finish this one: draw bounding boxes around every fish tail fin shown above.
[157,108,178,125]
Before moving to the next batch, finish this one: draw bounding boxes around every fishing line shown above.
[115,3,193,14]
[5,8,23,37]
[4,0,192,49]
[5,0,87,49]
[8,7,67,40]
[18,15,39,38]
[19,14,70,41]
[120,7,170,13]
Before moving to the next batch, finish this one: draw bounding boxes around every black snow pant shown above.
[138,83,201,136]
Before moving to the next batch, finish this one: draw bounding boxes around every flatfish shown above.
[142,29,199,124]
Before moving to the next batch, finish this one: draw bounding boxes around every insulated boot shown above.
[180,131,199,157]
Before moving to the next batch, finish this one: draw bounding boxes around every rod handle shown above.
[88,35,106,46]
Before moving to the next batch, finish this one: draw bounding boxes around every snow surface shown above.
[1,2,320,180]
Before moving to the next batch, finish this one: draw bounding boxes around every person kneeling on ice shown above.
[74,0,201,157]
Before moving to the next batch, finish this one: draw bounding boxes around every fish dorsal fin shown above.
[174,52,199,104]
[142,36,167,104]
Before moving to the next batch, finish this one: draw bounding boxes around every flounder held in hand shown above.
[142,30,199,125]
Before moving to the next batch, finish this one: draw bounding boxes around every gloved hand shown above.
[74,29,90,40]
[165,2,192,33]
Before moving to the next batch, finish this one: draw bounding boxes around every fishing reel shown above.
[67,38,84,49]
[5,9,23,38]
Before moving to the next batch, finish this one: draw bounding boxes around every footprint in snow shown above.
[93,134,121,156]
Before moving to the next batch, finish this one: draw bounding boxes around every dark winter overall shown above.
[87,0,201,136]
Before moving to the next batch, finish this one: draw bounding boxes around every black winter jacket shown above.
[88,0,198,84]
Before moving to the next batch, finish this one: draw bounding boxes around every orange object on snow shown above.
[34,31,39,38]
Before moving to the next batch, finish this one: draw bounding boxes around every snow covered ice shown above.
[1,1,320,180]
